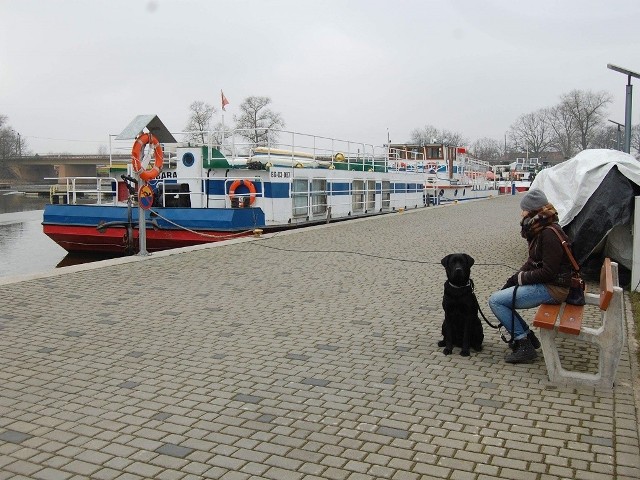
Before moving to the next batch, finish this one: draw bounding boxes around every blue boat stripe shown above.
[203,180,427,198]
[264,182,289,198]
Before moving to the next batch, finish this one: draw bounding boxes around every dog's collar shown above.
[446,279,474,290]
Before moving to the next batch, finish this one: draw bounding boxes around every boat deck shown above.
[1,194,639,479]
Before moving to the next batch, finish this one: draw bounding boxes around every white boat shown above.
[387,143,497,203]
[494,157,542,193]
[42,117,499,254]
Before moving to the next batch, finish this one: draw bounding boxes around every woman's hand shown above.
[501,274,518,290]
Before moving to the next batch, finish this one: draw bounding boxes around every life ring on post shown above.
[131,133,163,182]
[228,179,257,206]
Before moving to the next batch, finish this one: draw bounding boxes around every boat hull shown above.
[497,181,531,194]
[42,204,266,253]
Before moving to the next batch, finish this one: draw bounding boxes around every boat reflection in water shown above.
[55,252,124,269]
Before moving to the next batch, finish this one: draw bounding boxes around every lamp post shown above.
[608,119,624,151]
[607,64,640,154]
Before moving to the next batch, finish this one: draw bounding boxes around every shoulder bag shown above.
[548,226,585,306]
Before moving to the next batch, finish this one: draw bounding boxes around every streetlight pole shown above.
[608,119,624,151]
[607,64,640,154]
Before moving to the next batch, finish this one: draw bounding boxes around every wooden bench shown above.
[532,258,625,389]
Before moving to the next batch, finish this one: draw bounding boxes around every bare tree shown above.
[234,96,285,146]
[559,89,612,150]
[589,125,622,150]
[409,125,468,146]
[509,109,554,158]
[185,101,217,144]
[210,121,234,147]
[631,124,640,155]
[544,105,577,159]
[471,137,503,164]
[0,114,26,161]
[441,129,469,147]
[409,125,441,145]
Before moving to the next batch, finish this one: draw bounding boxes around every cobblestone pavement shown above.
[1,194,639,480]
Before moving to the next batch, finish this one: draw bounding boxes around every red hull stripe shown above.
[43,225,252,253]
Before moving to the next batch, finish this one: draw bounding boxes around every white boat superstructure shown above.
[43,122,500,254]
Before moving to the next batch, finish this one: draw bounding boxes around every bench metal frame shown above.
[536,260,625,389]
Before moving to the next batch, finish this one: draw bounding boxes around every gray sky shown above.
[1,0,638,154]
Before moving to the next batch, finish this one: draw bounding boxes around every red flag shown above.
[221,90,229,111]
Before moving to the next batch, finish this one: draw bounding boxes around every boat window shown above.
[311,179,327,215]
[292,179,308,217]
[381,181,391,210]
[352,180,365,213]
[366,180,375,211]
[428,147,443,159]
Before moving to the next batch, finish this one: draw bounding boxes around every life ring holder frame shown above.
[228,178,257,207]
[131,133,163,182]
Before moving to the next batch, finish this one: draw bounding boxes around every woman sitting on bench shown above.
[488,189,575,364]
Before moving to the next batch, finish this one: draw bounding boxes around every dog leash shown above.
[469,279,501,330]
[471,280,523,345]
[503,285,529,345]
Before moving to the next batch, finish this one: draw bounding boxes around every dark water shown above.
[0,192,116,279]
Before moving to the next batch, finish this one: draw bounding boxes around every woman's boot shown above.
[527,330,541,349]
[506,337,538,363]
[509,331,541,351]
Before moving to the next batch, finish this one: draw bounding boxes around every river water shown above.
[0,191,118,280]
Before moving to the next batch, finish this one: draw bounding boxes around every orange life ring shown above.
[228,179,257,206]
[131,133,163,182]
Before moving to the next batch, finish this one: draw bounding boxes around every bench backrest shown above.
[599,257,614,311]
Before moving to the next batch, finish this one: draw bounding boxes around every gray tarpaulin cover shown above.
[531,149,640,275]
[115,115,176,144]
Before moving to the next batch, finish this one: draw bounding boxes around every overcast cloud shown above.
[1,0,638,154]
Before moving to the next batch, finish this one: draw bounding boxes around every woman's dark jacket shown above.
[516,224,573,287]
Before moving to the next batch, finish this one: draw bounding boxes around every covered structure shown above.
[531,149,640,285]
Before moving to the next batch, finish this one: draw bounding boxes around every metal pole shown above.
[609,120,624,151]
[138,200,148,256]
[624,79,633,153]
[607,64,639,154]
[633,196,640,291]
[137,170,148,256]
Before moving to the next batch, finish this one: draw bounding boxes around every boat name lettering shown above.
[270,171,291,178]
[158,172,177,179]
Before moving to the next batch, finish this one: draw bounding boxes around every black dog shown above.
[438,253,484,356]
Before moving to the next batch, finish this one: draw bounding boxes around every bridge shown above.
[2,154,131,182]
[4,154,130,166]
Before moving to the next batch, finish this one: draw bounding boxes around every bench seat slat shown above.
[599,257,613,310]
[557,303,584,335]
[533,304,561,329]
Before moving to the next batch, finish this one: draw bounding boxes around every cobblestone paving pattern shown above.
[0,194,639,479]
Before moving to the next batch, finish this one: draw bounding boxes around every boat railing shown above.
[45,176,119,206]
[148,176,264,209]
[151,177,195,208]
[386,148,441,174]
[210,128,391,171]
[111,127,399,173]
